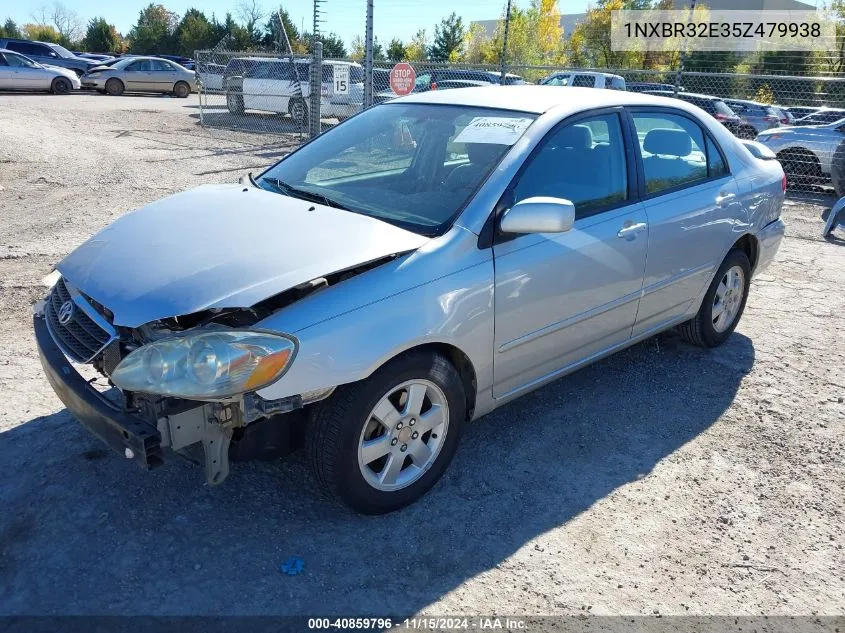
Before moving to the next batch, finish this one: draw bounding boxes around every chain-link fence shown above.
[196,50,845,191]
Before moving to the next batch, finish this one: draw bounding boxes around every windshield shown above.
[713,100,736,116]
[257,103,536,235]
[49,43,75,58]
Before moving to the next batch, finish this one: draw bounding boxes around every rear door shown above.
[148,59,179,92]
[628,108,739,335]
[2,52,50,90]
[0,53,17,89]
[492,109,649,398]
[244,61,294,112]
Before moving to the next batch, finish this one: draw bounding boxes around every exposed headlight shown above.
[111,330,296,399]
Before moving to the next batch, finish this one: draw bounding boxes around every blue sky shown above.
[5,0,593,47]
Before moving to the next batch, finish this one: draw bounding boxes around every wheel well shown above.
[732,234,759,271]
[394,343,477,420]
[777,147,820,163]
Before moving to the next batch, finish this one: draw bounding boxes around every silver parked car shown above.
[756,117,845,182]
[34,87,785,513]
[0,48,80,94]
[724,99,788,134]
[81,56,196,97]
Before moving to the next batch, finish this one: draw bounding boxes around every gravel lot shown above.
[0,92,843,618]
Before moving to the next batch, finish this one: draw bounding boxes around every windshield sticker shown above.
[453,117,533,145]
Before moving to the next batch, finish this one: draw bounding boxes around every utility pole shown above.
[364,0,374,107]
[499,0,512,84]
[313,0,324,46]
[674,0,696,95]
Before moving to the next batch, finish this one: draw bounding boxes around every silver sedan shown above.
[34,87,785,513]
[0,49,80,94]
[81,56,196,97]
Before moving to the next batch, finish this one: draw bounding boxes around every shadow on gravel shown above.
[0,331,754,615]
[189,110,337,136]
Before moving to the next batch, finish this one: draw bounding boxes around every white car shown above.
[540,71,626,90]
[0,48,80,94]
[225,57,363,123]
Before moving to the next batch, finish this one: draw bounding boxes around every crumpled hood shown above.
[58,184,429,327]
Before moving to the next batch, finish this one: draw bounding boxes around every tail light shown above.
[714,113,728,122]
[781,173,787,192]
[431,82,438,90]
[780,118,790,124]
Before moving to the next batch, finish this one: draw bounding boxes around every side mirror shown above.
[500,196,575,235]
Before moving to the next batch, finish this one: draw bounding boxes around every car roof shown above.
[230,56,361,67]
[398,85,715,115]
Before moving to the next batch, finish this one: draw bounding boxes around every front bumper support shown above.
[33,314,163,470]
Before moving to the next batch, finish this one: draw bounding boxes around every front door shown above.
[492,110,649,398]
[123,60,153,91]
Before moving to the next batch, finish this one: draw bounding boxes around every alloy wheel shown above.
[357,379,449,492]
[712,265,745,333]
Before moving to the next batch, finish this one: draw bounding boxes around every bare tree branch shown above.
[236,0,265,38]
[50,1,83,42]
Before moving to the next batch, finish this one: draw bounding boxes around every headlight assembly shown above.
[110,330,296,399]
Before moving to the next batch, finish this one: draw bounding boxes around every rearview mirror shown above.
[500,197,575,235]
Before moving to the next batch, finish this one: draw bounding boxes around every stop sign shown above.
[389,63,416,96]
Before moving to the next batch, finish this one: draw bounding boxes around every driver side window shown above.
[512,113,628,218]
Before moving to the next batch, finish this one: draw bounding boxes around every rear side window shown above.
[632,112,708,194]
[7,41,44,56]
[544,75,570,86]
[513,113,628,217]
[572,75,596,88]
[713,100,735,116]
[706,136,728,178]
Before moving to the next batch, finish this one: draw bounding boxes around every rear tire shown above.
[105,78,124,97]
[51,77,72,95]
[831,139,845,198]
[306,351,465,514]
[777,149,821,185]
[737,125,757,140]
[679,249,751,348]
[173,81,190,98]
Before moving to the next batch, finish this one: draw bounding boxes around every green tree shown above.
[82,17,122,53]
[0,18,22,39]
[373,37,385,60]
[128,4,178,54]
[386,37,405,62]
[176,8,216,56]
[405,28,428,61]
[263,7,305,52]
[320,32,347,58]
[429,12,464,62]
[22,23,63,43]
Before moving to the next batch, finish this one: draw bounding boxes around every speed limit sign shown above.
[333,64,349,96]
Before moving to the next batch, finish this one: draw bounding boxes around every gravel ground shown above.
[0,93,843,618]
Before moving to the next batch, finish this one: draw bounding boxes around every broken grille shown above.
[45,278,116,363]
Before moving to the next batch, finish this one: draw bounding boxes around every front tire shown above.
[51,77,72,95]
[105,78,124,96]
[226,91,244,115]
[306,351,465,514]
[679,249,751,348]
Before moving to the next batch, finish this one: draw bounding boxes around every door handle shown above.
[716,192,736,206]
[617,222,647,239]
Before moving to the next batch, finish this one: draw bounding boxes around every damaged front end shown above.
[33,273,346,485]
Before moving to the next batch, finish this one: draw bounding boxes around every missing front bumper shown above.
[33,313,163,470]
